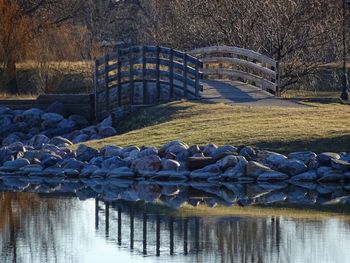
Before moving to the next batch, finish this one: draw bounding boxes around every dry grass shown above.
[86,100,350,153]
[282,90,340,99]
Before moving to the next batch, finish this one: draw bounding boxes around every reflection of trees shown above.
[0,192,79,263]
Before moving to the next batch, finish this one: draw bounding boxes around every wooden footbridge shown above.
[94,45,283,120]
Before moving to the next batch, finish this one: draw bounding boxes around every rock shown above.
[76,144,99,162]
[128,149,140,159]
[89,156,104,166]
[132,155,162,174]
[0,106,11,115]
[101,156,125,169]
[6,142,25,153]
[188,145,201,156]
[278,159,307,176]
[222,156,247,179]
[58,119,76,130]
[239,146,256,160]
[216,155,238,171]
[254,192,287,204]
[2,134,21,146]
[63,158,85,171]
[190,164,221,179]
[99,115,113,127]
[245,161,272,178]
[288,151,317,164]
[187,157,216,171]
[68,115,88,126]
[23,108,43,119]
[80,165,99,177]
[162,159,180,171]
[49,136,73,147]
[318,170,344,182]
[4,158,30,169]
[0,147,14,165]
[211,145,237,159]
[331,159,350,171]
[257,171,289,181]
[139,147,158,157]
[98,126,117,137]
[41,113,64,126]
[160,140,189,155]
[264,152,288,167]
[290,171,318,181]
[101,145,123,157]
[203,143,218,156]
[28,135,49,149]
[89,134,102,140]
[107,167,135,178]
[317,152,341,165]
[20,164,43,173]
[45,101,65,115]
[42,156,59,168]
[81,126,97,136]
[72,134,89,144]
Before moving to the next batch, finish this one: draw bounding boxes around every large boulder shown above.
[216,155,238,171]
[49,136,73,147]
[190,164,221,179]
[245,161,272,178]
[288,151,317,164]
[317,152,341,166]
[62,158,85,171]
[99,115,113,127]
[203,143,218,157]
[98,126,117,137]
[72,134,89,144]
[76,144,99,162]
[211,145,237,159]
[41,113,64,128]
[278,159,307,176]
[239,146,256,160]
[331,159,350,171]
[0,147,14,165]
[132,155,162,174]
[28,134,50,149]
[2,134,21,146]
[159,140,189,156]
[162,159,180,171]
[222,156,248,179]
[101,156,125,169]
[3,158,30,169]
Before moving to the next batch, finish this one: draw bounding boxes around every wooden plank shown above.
[189,46,277,67]
[156,46,161,101]
[118,49,122,107]
[129,48,134,104]
[94,59,99,120]
[169,49,174,99]
[202,68,277,91]
[104,54,110,112]
[201,57,276,78]
[184,54,188,98]
[194,59,200,97]
[142,46,147,104]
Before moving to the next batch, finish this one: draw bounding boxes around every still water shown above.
[1,192,350,263]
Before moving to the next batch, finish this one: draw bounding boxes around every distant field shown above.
[87,100,350,153]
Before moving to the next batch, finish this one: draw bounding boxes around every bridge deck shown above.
[200,80,304,107]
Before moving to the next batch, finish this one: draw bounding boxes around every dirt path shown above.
[200,80,305,107]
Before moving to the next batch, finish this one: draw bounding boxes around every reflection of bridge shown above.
[94,199,283,259]
[94,45,285,120]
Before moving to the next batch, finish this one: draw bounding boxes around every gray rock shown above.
[41,113,64,127]
[0,106,11,115]
[239,146,256,159]
[222,156,247,179]
[188,145,201,156]
[68,115,88,126]
[80,165,99,177]
[76,144,99,162]
[23,108,43,119]
[99,115,113,127]
[20,164,43,173]
[331,159,350,171]
[6,142,25,153]
[160,141,189,155]
[216,155,238,171]
[265,152,288,167]
[317,152,341,165]
[72,134,89,144]
[257,171,289,181]
[139,147,158,157]
[212,145,237,158]
[162,159,180,171]
[102,145,123,157]
[203,143,218,156]
[29,135,50,149]
[98,126,117,137]
[128,149,140,159]
[101,156,125,169]
[278,159,307,176]
[58,119,76,130]
[245,161,272,178]
[318,170,344,182]
[288,151,317,164]
[63,159,85,171]
[290,171,318,181]
[190,164,221,179]
[2,134,21,146]
[4,158,30,169]
[107,167,135,178]
[132,155,162,174]
[45,101,65,115]
[0,147,14,165]
[49,136,73,147]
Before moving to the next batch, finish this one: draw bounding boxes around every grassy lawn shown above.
[282,90,340,99]
[87,100,350,153]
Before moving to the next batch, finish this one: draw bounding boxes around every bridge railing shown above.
[94,45,203,120]
[189,46,279,95]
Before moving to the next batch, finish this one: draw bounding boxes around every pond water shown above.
[1,189,350,263]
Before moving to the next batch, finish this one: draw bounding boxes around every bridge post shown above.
[156,46,161,101]
[129,47,134,104]
[118,207,122,245]
[94,59,99,120]
[195,59,200,97]
[169,49,174,99]
[142,46,148,104]
[184,54,188,98]
[117,49,122,107]
[104,54,110,112]
[275,60,280,97]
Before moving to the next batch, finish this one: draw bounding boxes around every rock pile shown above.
[1,137,349,183]
[0,103,117,147]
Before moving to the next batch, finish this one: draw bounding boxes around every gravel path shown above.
[200,80,305,107]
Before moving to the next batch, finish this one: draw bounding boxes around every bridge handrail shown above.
[94,45,203,120]
[189,45,279,95]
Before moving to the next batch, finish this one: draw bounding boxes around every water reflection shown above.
[1,192,350,263]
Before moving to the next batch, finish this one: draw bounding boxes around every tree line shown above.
[0,0,347,94]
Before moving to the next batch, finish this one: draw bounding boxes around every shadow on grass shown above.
[253,134,350,154]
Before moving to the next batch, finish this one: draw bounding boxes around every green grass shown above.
[86,100,350,153]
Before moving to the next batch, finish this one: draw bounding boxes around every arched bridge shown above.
[94,45,291,120]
